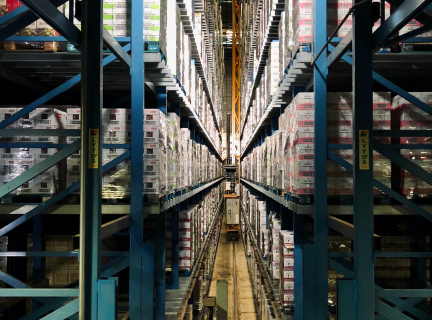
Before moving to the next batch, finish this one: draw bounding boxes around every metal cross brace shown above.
[20,256,129,320]
[0,150,130,237]
[328,150,432,222]
[329,258,430,320]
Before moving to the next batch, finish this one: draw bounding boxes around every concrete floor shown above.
[209,216,256,320]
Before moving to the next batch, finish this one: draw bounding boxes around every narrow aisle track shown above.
[209,215,256,319]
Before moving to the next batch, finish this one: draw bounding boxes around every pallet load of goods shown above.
[240,185,296,312]
[0,107,222,202]
[241,92,393,201]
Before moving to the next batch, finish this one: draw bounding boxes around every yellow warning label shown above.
[89,129,99,169]
[359,130,369,170]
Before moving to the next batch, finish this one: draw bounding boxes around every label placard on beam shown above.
[89,129,99,168]
[359,130,369,170]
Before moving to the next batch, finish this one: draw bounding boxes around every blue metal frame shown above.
[313,1,328,318]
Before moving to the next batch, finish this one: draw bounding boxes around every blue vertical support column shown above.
[172,105,181,290]
[32,215,42,311]
[352,1,374,318]
[79,0,103,316]
[294,213,304,320]
[157,86,167,115]
[337,280,356,320]
[171,204,180,289]
[155,211,166,319]
[130,0,145,317]
[97,278,118,320]
[313,0,328,318]
[142,243,155,317]
[302,244,316,320]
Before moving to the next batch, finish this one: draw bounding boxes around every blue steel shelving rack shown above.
[240,0,432,319]
[0,0,223,319]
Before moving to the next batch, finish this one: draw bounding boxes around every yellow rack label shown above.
[359,130,369,170]
[89,129,99,169]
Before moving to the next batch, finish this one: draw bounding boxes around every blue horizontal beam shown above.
[0,44,130,130]
[5,36,131,42]
[19,0,81,47]
[0,289,79,297]
[0,129,80,137]
[0,5,28,25]
[374,130,432,137]
[0,150,130,237]
[331,252,432,259]
[0,251,128,257]
[0,143,131,149]
[0,140,80,198]
[375,289,432,298]
[0,143,68,148]
[373,0,432,48]
[375,252,432,258]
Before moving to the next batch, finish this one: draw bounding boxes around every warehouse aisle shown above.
[209,215,256,320]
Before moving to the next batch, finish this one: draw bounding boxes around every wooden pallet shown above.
[1,41,58,52]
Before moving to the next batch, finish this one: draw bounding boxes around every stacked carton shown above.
[179,207,194,271]
[180,128,191,188]
[269,214,281,281]
[290,93,315,196]
[167,113,181,190]
[292,0,313,52]
[144,109,168,198]
[279,230,294,308]
[0,108,66,196]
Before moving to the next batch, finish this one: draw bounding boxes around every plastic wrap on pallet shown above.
[290,93,315,197]
[167,113,180,190]
[392,92,432,198]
